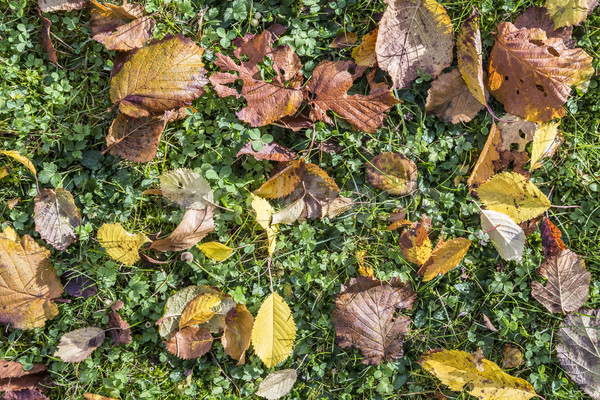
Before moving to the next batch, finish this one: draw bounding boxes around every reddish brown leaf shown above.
[367,152,417,195]
[1,390,50,400]
[0,361,47,393]
[37,9,60,67]
[332,276,416,365]
[222,304,254,365]
[104,113,167,162]
[305,62,399,133]
[164,327,212,360]
[108,300,132,345]
[329,32,358,48]
[236,142,296,162]
[149,207,215,252]
[540,217,567,258]
[514,7,575,48]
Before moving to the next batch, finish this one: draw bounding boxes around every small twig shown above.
[550,205,581,209]
[485,103,513,123]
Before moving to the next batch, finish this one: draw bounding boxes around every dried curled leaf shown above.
[108,300,131,346]
[149,207,215,252]
[164,327,212,360]
[34,188,82,251]
[159,169,213,211]
[366,152,417,195]
[540,217,567,258]
[54,327,106,363]
[0,229,63,330]
[97,223,150,265]
[110,34,207,118]
[531,250,590,314]
[418,238,471,281]
[0,360,48,393]
[38,9,60,67]
[376,0,454,89]
[480,210,525,263]
[222,304,254,365]
[488,22,593,122]
[105,113,167,163]
[256,369,297,400]
[236,142,296,162]
[352,29,378,67]
[457,9,486,106]
[419,349,537,400]
[545,0,599,29]
[333,276,416,365]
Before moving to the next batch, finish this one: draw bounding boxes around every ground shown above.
[1,0,599,399]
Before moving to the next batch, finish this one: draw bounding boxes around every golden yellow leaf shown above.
[198,242,233,261]
[1,226,18,242]
[418,238,471,281]
[419,349,537,400]
[85,394,119,400]
[254,159,305,199]
[476,172,551,224]
[352,29,378,67]
[251,292,296,368]
[1,150,36,176]
[97,223,150,265]
[530,122,562,170]
[0,167,8,179]
[398,222,432,266]
[545,0,598,29]
[179,292,224,329]
[356,250,374,277]
[251,194,279,256]
[457,9,486,105]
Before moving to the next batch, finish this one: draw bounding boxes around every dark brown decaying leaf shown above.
[38,0,85,12]
[164,327,213,360]
[37,9,60,67]
[332,276,416,365]
[502,344,523,368]
[34,188,82,251]
[61,272,98,299]
[108,300,132,345]
[367,152,417,195]
[329,32,357,48]
[305,62,399,133]
[0,360,48,393]
[556,308,600,400]
[236,142,296,162]
[425,68,487,124]
[1,389,50,400]
[540,217,567,258]
[104,113,167,162]
[149,207,215,252]
[514,7,574,48]
[531,249,590,314]
[210,27,304,127]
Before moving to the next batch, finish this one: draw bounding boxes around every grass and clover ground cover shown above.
[1,0,600,399]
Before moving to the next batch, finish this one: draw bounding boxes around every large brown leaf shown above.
[488,22,593,122]
[33,188,82,251]
[305,62,399,133]
[531,249,590,313]
[210,27,304,127]
[514,7,574,47]
[104,113,167,162]
[556,308,600,400]
[110,34,207,118]
[375,0,454,89]
[149,207,215,252]
[0,229,63,330]
[332,276,416,365]
[0,360,48,393]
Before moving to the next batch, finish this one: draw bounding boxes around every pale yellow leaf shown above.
[97,223,150,265]
[481,210,525,263]
[272,198,305,225]
[530,122,562,170]
[256,369,298,400]
[198,242,233,261]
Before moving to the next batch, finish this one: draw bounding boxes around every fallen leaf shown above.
[282,163,341,219]
[179,292,227,329]
[149,207,215,252]
[0,360,47,393]
[89,0,155,51]
[476,172,551,224]
[366,152,417,195]
[530,121,562,170]
[356,249,374,277]
[84,394,118,400]
[425,68,487,124]
[197,242,233,261]
[38,0,85,12]
[419,348,537,400]
[37,9,60,67]
[545,0,599,29]
[6,198,20,210]
[61,272,98,299]
[482,313,498,332]
[333,276,416,365]
[164,327,212,360]
[502,345,523,368]
[236,142,296,162]
[1,151,36,177]
[376,0,454,89]
[110,34,207,118]
[104,113,167,163]
[471,347,485,371]
[514,7,574,47]
[159,169,213,211]
[457,9,486,106]
[352,29,378,67]
[305,62,399,133]
[254,159,305,199]
[1,389,50,400]
[480,210,526,263]
[556,308,600,400]
[0,168,7,180]
[418,238,471,281]
[251,194,279,255]
[540,217,567,258]
[272,198,305,225]
[321,197,354,219]
[398,219,432,265]
[108,300,131,345]
[329,32,357,48]
[34,188,82,251]
[97,223,150,264]
[222,304,254,365]
[488,22,593,122]
[531,250,590,313]
[251,292,296,368]
[54,327,106,362]
[210,27,304,126]
[256,369,297,400]
[0,229,63,330]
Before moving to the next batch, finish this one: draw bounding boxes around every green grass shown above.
[1,0,600,398]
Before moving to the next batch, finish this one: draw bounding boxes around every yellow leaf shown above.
[545,0,598,29]
[356,250,374,277]
[419,348,537,400]
[418,238,471,281]
[251,292,296,368]
[477,172,551,224]
[530,122,562,170]
[352,29,378,67]
[198,242,233,261]
[179,292,224,329]
[266,225,279,257]
[0,167,7,179]
[457,9,487,106]
[1,150,36,176]
[1,226,18,242]
[97,223,150,265]
[398,222,432,265]
[251,194,279,256]
[254,159,305,199]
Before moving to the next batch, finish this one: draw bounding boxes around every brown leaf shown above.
[375,0,454,89]
[89,0,155,51]
[54,327,106,362]
[0,361,47,393]
[164,327,212,360]
[254,159,305,199]
[321,197,354,219]
[222,304,254,365]
[38,0,85,12]
[110,34,207,118]
[34,188,82,251]
[417,238,471,282]
[6,198,20,210]
[532,249,590,314]
[61,271,98,299]
[540,217,566,258]
[488,22,593,122]
[367,152,417,195]
[305,62,399,133]
[425,69,487,124]
[482,313,498,332]
[514,7,575,48]
[1,389,50,400]
[457,9,487,106]
[37,9,60,67]
[236,142,296,162]
[104,113,167,162]
[108,300,131,345]
[332,276,416,365]
[149,207,215,252]
[471,347,485,371]
[210,27,304,126]
[329,32,357,48]
[502,344,524,368]
[352,29,378,67]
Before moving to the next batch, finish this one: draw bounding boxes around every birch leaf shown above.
[34,188,82,251]
[54,327,105,363]
[97,223,150,265]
